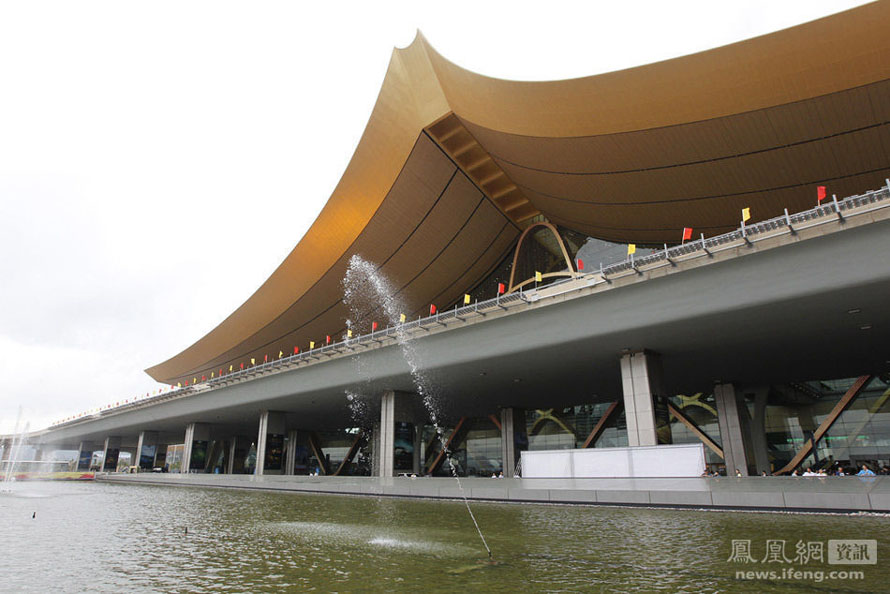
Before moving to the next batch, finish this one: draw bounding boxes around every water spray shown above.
[343,255,493,560]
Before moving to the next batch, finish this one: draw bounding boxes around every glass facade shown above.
[460,423,501,477]
[423,417,502,477]
[205,440,227,474]
[765,376,890,473]
[667,392,724,468]
[305,429,370,476]
[526,403,627,451]
[656,375,890,475]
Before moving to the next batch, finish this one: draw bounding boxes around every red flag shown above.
[497,282,505,295]
[219,369,222,377]
[326,335,331,344]
[294,346,299,354]
[682,227,693,241]
[577,258,584,271]
[430,304,437,315]
[817,185,827,202]
[240,363,244,370]
[263,354,268,363]
[201,375,206,381]
[372,321,378,331]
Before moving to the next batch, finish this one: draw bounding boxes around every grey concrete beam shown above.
[30,215,890,448]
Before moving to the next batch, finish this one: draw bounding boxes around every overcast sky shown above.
[0,0,871,434]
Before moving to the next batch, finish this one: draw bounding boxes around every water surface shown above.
[1,482,888,592]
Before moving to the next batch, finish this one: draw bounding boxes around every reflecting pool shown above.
[1,481,889,592]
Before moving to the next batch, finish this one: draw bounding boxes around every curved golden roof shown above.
[147,3,890,384]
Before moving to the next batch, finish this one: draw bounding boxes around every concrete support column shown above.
[134,431,159,470]
[500,407,526,477]
[371,422,381,477]
[256,411,286,476]
[134,434,144,467]
[377,391,396,478]
[182,424,195,473]
[284,429,298,476]
[749,388,771,474]
[226,438,237,475]
[75,442,92,471]
[73,442,85,471]
[715,383,751,476]
[181,423,210,474]
[620,350,663,447]
[374,390,424,477]
[75,441,102,471]
[100,437,121,472]
[255,416,267,475]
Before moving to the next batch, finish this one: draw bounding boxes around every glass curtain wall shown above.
[765,376,890,472]
[525,403,628,450]
[667,392,724,469]
[422,417,502,477]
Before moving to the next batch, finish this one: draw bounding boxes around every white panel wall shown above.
[522,443,706,478]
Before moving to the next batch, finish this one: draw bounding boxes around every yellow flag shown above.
[177,382,182,388]
[279,350,283,358]
[229,364,233,372]
[193,377,197,384]
[347,329,353,338]
[250,358,255,365]
[535,271,542,282]
[464,294,471,305]
[628,244,636,255]
[211,372,214,378]
[310,341,315,349]
[742,207,751,222]
[399,313,406,323]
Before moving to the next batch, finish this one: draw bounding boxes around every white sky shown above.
[0,0,872,433]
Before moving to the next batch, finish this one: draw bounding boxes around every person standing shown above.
[857,465,876,476]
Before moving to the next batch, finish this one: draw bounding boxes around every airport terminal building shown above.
[7,3,890,481]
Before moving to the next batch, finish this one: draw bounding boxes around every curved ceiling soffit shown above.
[177,146,520,382]
[147,3,890,383]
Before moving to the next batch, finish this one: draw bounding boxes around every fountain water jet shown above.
[342,255,492,559]
[2,408,30,490]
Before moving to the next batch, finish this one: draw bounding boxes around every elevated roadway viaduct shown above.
[9,188,890,477]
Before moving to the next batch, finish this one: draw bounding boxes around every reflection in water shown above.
[1,482,890,592]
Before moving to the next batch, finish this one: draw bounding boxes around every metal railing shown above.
[603,181,890,276]
[52,180,890,427]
